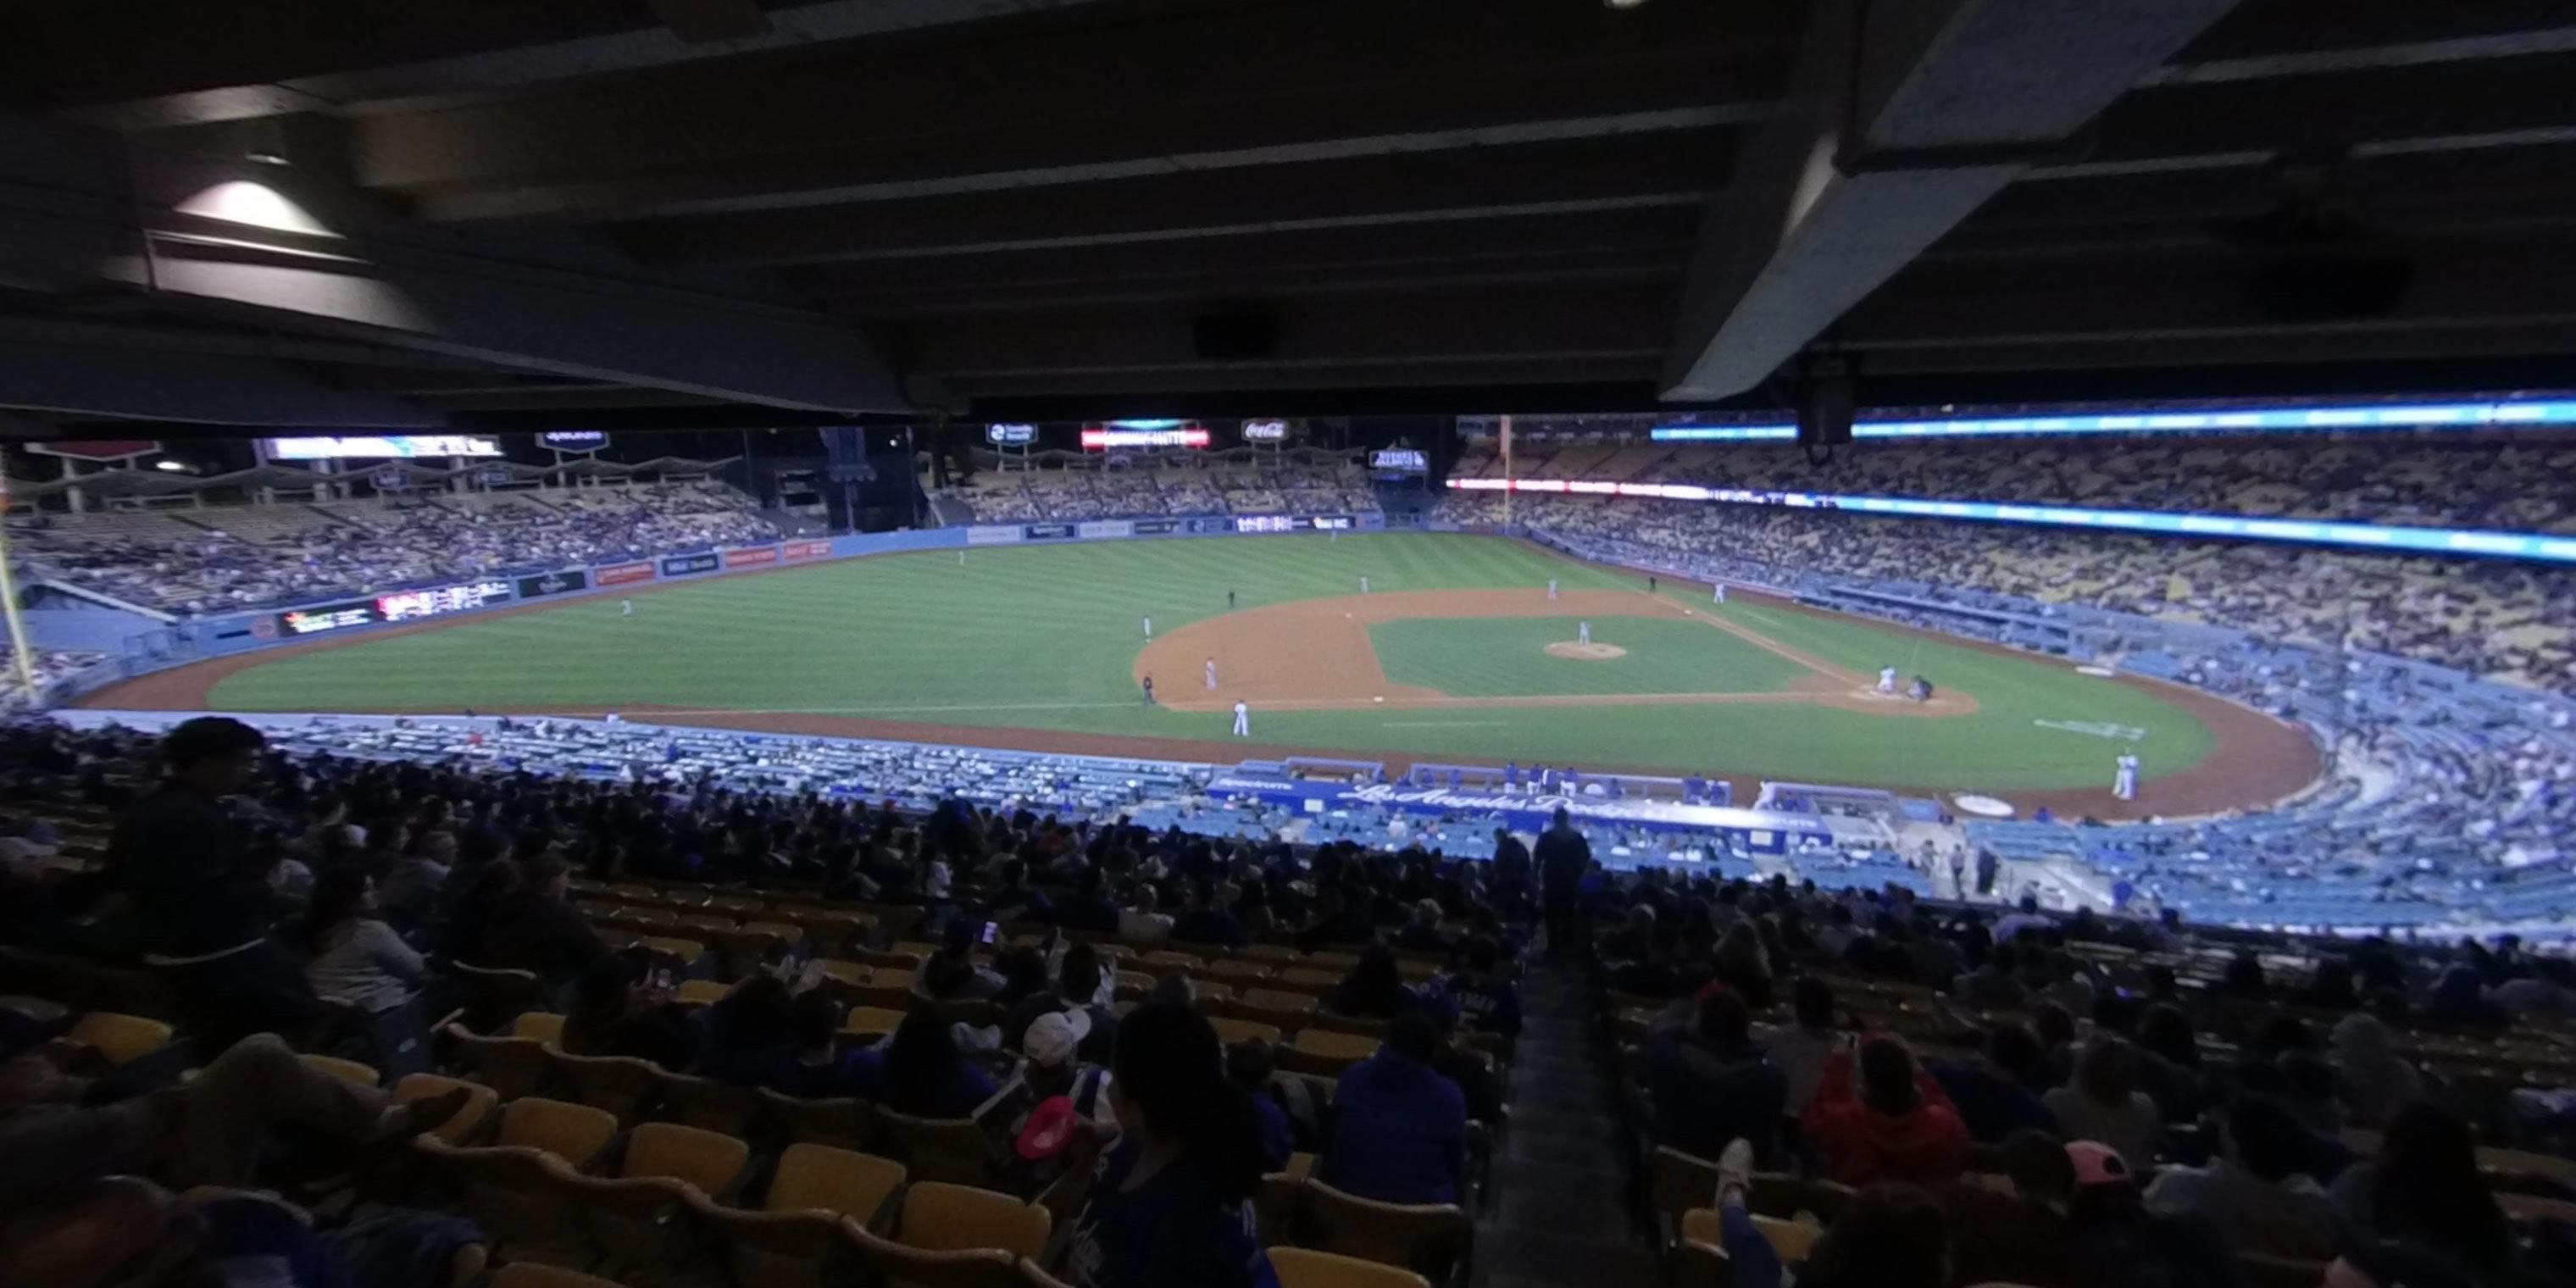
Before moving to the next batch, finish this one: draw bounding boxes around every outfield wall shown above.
[41,512,1387,706]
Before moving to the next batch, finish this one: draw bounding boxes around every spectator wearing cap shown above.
[1803,1035,1972,1187]
[2143,1095,2337,1257]
[1021,1008,1113,1121]
[1317,1009,1468,1205]
[106,716,318,1052]
[1004,1008,1117,1191]
[1646,985,1787,1163]
[1393,900,1451,955]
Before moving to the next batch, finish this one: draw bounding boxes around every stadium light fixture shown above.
[173,180,332,236]
[153,460,189,472]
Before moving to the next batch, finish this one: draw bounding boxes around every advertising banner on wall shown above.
[597,561,657,586]
[965,525,1023,546]
[378,580,513,623]
[278,600,378,636]
[722,546,780,569]
[1075,520,1133,540]
[778,540,832,561]
[661,552,720,576]
[1131,519,1180,536]
[517,569,590,600]
[1024,523,1076,540]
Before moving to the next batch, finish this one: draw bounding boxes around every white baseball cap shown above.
[1023,1008,1093,1069]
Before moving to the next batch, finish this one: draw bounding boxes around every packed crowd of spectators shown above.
[1465,429,2576,532]
[0,648,106,712]
[8,482,777,615]
[1494,501,2576,933]
[8,715,2575,1288]
[1604,850,2576,1288]
[961,462,1376,524]
[1443,489,2575,690]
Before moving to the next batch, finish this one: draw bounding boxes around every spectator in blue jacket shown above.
[1929,1021,2059,1145]
[1318,1009,1468,1204]
[1228,1038,1295,1173]
[1444,936,1523,1040]
[1170,880,1248,949]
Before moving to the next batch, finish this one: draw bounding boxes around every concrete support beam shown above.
[0,338,439,427]
[617,132,1730,268]
[49,0,1125,130]
[898,285,1671,382]
[1661,0,2245,399]
[0,119,909,414]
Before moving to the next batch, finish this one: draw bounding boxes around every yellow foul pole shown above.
[0,476,41,699]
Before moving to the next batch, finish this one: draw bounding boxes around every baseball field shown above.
[86,532,2320,816]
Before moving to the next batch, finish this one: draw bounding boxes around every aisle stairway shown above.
[1474,967,1658,1288]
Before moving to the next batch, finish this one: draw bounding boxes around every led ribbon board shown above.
[1444,477,2576,565]
[1647,398,2576,442]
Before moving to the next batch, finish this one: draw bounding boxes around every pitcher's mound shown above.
[1546,641,1627,661]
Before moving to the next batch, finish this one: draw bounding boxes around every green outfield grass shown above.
[197,531,2219,789]
[1367,616,1807,697]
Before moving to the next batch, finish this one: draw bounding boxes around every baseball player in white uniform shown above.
[1578,620,1592,646]
[1878,665,1898,694]
[620,599,633,618]
[1547,579,1559,601]
[1204,658,1218,690]
[1713,584,1726,605]
[1141,616,1152,640]
[2113,751,2140,801]
[1360,575,1369,593]
[1231,701,1250,737]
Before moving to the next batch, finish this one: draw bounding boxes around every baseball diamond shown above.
[81,532,2314,819]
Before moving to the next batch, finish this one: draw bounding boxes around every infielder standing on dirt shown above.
[2113,750,2140,801]
[1232,700,1249,737]
[1547,579,1558,601]
[1204,657,1217,690]
[1141,616,1152,640]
